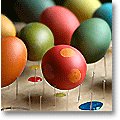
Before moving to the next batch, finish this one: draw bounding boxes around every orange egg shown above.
[1,36,27,87]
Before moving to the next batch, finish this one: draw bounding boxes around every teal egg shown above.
[93,3,112,31]
[71,18,111,64]
[15,0,55,23]
[18,22,54,61]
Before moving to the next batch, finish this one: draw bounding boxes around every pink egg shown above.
[40,6,80,45]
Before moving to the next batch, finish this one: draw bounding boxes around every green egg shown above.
[19,22,54,61]
[71,18,111,64]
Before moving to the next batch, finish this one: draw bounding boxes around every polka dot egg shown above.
[41,45,87,90]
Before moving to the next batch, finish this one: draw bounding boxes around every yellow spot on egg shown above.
[60,48,75,57]
[68,69,81,83]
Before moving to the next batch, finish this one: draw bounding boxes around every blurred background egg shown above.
[18,22,54,61]
[15,0,55,23]
[93,3,112,31]
[1,14,16,37]
[42,45,87,90]
[40,6,80,45]
[64,0,101,23]
[1,36,27,87]
[71,18,111,64]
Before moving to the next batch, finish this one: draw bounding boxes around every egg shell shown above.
[93,3,112,31]
[42,45,87,90]
[15,0,55,23]
[1,36,27,87]
[1,14,16,37]
[18,22,54,61]
[64,0,101,22]
[40,6,80,45]
[71,18,111,64]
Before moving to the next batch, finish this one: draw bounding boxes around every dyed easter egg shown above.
[1,14,16,37]
[93,3,112,30]
[40,6,80,45]
[15,0,55,23]
[1,36,27,87]
[42,45,87,90]
[19,22,54,61]
[71,18,111,64]
[64,0,101,22]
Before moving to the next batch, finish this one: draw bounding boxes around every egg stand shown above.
[1,80,15,111]
[79,70,101,111]
[28,64,43,111]
[16,78,19,99]
[53,86,69,111]
[79,66,107,111]
[77,84,82,102]
[86,56,107,110]
[28,64,42,84]
[1,78,29,111]
[1,86,11,111]
[102,44,112,99]
[66,90,69,111]
[2,64,42,111]
[90,72,95,111]
[54,86,57,107]
[1,78,16,110]
[81,54,108,110]
[78,62,105,111]
[28,91,42,111]
[42,76,45,96]
[102,55,107,99]
[90,92,93,111]
[15,65,40,99]
[77,62,96,103]
[88,55,107,101]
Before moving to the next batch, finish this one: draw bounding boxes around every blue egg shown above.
[93,3,112,31]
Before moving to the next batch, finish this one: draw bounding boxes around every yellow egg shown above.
[1,14,16,37]
[64,0,101,22]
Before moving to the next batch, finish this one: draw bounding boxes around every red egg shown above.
[42,45,87,90]
[40,6,80,45]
